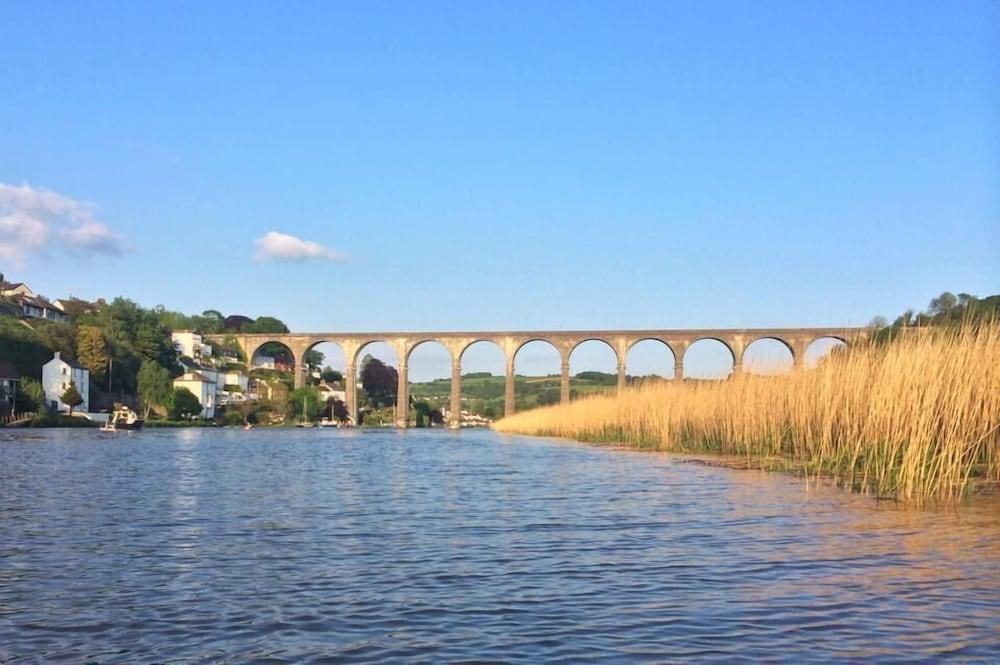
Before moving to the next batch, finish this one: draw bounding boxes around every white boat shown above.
[100,406,144,433]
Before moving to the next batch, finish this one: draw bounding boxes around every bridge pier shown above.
[674,362,684,381]
[560,361,570,405]
[396,362,408,429]
[791,338,809,370]
[504,358,515,417]
[617,361,626,392]
[449,359,461,429]
[345,361,357,426]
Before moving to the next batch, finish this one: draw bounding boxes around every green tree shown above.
[321,367,343,384]
[246,316,289,334]
[60,382,83,415]
[224,314,254,332]
[264,380,290,421]
[361,355,397,407]
[536,387,560,406]
[413,400,431,427]
[15,378,45,413]
[329,397,350,423]
[303,349,324,368]
[232,398,258,425]
[76,325,108,382]
[137,360,173,417]
[196,309,225,334]
[170,387,203,419]
[289,386,323,421]
[36,321,76,359]
[928,292,958,316]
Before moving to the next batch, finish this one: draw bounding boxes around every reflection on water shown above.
[1,428,998,662]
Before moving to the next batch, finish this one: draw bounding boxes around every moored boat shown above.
[102,405,145,432]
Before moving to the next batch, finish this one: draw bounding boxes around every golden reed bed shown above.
[494,325,1000,501]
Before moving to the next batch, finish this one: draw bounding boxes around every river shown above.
[1,428,998,662]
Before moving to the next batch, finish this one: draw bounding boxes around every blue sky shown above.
[1,1,997,379]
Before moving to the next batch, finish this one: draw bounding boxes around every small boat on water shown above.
[100,405,145,433]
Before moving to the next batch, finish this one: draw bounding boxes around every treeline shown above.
[870,291,999,344]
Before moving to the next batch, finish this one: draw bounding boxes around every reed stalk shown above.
[493,324,1000,501]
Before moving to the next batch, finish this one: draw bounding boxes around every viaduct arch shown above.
[210,327,867,429]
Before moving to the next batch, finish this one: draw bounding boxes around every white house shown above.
[317,383,346,403]
[172,331,213,363]
[253,356,276,370]
[172,371,217,419]
[42,352,89,413]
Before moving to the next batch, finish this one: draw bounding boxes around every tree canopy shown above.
[76,325,108,381]
[170,387,203,419]
[59,383,83,415]
[245,316,289,334]
[360,355,397,407]
[137,361,173,416]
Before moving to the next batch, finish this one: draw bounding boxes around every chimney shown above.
[54,351,61,359]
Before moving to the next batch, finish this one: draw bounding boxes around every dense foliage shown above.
[360,355,398,407]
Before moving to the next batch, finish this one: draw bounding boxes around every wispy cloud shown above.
[0,182,131,267]
[253,231,348,263]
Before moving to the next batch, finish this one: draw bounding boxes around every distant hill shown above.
[409,371,665,419]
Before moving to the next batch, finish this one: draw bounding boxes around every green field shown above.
[408,371,662,418]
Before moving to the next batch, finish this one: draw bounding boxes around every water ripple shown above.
[1,428,998,663]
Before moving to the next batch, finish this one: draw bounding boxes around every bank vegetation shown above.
[493,323,1000,502]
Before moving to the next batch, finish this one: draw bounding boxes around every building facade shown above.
[41,352,90,413]
[172,372,217,419]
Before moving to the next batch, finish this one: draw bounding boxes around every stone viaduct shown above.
[207,327,866,429]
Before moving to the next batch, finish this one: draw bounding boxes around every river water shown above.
[1,428,998,663]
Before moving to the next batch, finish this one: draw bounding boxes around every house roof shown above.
[0,361,19,380]
[175,371,215,384]
[9,292,60,311]
[49,354,87,370]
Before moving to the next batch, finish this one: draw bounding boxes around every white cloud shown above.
[0,182,131,267]
[253,231,347,262]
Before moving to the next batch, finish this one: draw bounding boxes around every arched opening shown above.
[250,341,296,375]
[305,341,348,424]
[459,340,507,424]
[742,338,794,375]
[355,341,400,427]
[625,339,676,385]
[513,340,561,411]
[804,337,848,369]
[245,341,296,423]
[569,339,618,400]
[683,339,734,380]
[406,340,451,428]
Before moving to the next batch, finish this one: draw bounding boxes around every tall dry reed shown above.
[493,324,1000,501]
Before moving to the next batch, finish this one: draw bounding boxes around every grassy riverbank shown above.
[493,324,1000,502]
